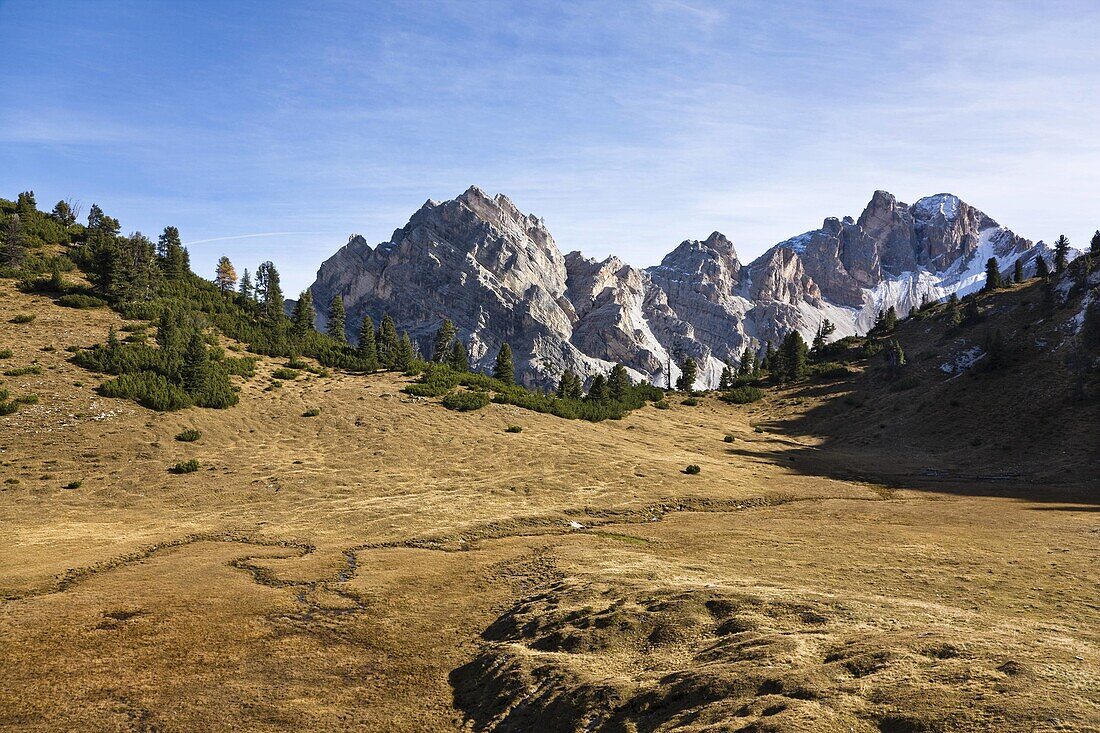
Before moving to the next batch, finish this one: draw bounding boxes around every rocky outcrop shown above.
[309,186,1056,388]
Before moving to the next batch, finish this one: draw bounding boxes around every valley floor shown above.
[0,284,1097,732]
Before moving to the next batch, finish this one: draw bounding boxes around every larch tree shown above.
[214,256,237,293]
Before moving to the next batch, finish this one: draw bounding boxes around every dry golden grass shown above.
[0,280,1097,732]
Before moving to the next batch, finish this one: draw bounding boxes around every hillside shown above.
[1,195,1098,731]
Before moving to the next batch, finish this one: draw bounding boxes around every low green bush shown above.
[723,434,735,443]
[271,367,299,380]
[15,394,38,405]
[683,464,701,475]
[175,428,202,442]
[98,372,193,411]
[441,390,490,411]
[720,386,765,404]
[57,293,108,309]
[3,366,42,377]
[9,314,35,324]
[681,397,699,406]
[654,399,670,409]
[169,459,201,474]
[64,480,82,489]
[504,425,523,433]
[302,407,321,417]
[811,362,855,379]
[889,374,920,392]
[0,348,11,359]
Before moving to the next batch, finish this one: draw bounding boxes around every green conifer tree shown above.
[182,332,211,394]
[239,268,252,300]
[356,316,378,370]
[432,319,456,362]
[676,357,697,392]
[1091,230,1100,256]
[292,289,316,334]
[984,257,1003,291]
[1054,235,1070,274]
[780,331,809,382]
[395,332,415,371]
[448,339,469,372]
[1013,258,1024,284]
[377,314,400,369]
[587,373,610,402]
[718,365,732,390]
[327,295,347,343]
[1035,253,1051,278]
[255,261,284,323]
[493,343,515,385]
[609,363,630,401]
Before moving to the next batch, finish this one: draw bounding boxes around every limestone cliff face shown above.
[309,187,1053,388]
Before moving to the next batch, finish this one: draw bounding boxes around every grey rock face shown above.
[309,186,1050,388]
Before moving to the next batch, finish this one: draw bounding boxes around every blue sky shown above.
[1,0,1097,295]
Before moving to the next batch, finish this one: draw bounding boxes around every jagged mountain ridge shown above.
[309,186,1054,388]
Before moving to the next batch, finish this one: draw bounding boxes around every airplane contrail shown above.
[182,232,324,245]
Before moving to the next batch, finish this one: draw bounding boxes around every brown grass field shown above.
[1,279,1097,732]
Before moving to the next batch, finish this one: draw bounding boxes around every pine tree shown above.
[557,371,572,398]
[587,373,610,402]
[1035,253,1051,278]
[292,289,316,333]
[1091,230,1100,256]
[779,331,809,382]
[762,341,777,373]
[884,339,906,380]
[396,332,415,371]
[448,339,469,372]
[50,200,76,226]
[356,316,378,370]
[883,306,898,332]
[255,261,284,322]
[182,332,211,394]
[239,269,252,299]
[328,295,347,343]
[214,256,237,293]
[718,365,732,390]
[1013,258,1024,284]
[1054,235,1070,274]
[964,296,981,324]
[738,347,753,377]
[493,343,515,385]
[983,257,1003,291]
[676,357,697,392]
[557,370,582,400]
[0,214,27,268]
[157,226,189,279]
[377,314,400,368]
[432,319,456,362]
[982,329,1008,371]
[609,363,630,401]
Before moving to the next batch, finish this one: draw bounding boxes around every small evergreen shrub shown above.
[811,362,854,379]
[175,428,202,442]
[889,374,921,392]
[57,293,108,308]
[302,407,321,417]
[681,397,699,406]
[169,459,200,474]
[723,434,735,443]
[98,372,193,411]
[64,480,83,489]
[654,399,670,409]
[442,390,490,411]
[504,425,523,433]
[4,366,42,377]
[224,356,258,377]
[271,367,299,380]
[0,348,11,359]
[720,386,765,404]
[15,394,38,405]
[9,314,35,324]
[683,464,701,475]
[286,356,309,370]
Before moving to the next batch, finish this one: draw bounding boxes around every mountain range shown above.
[308,186,1056,388]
